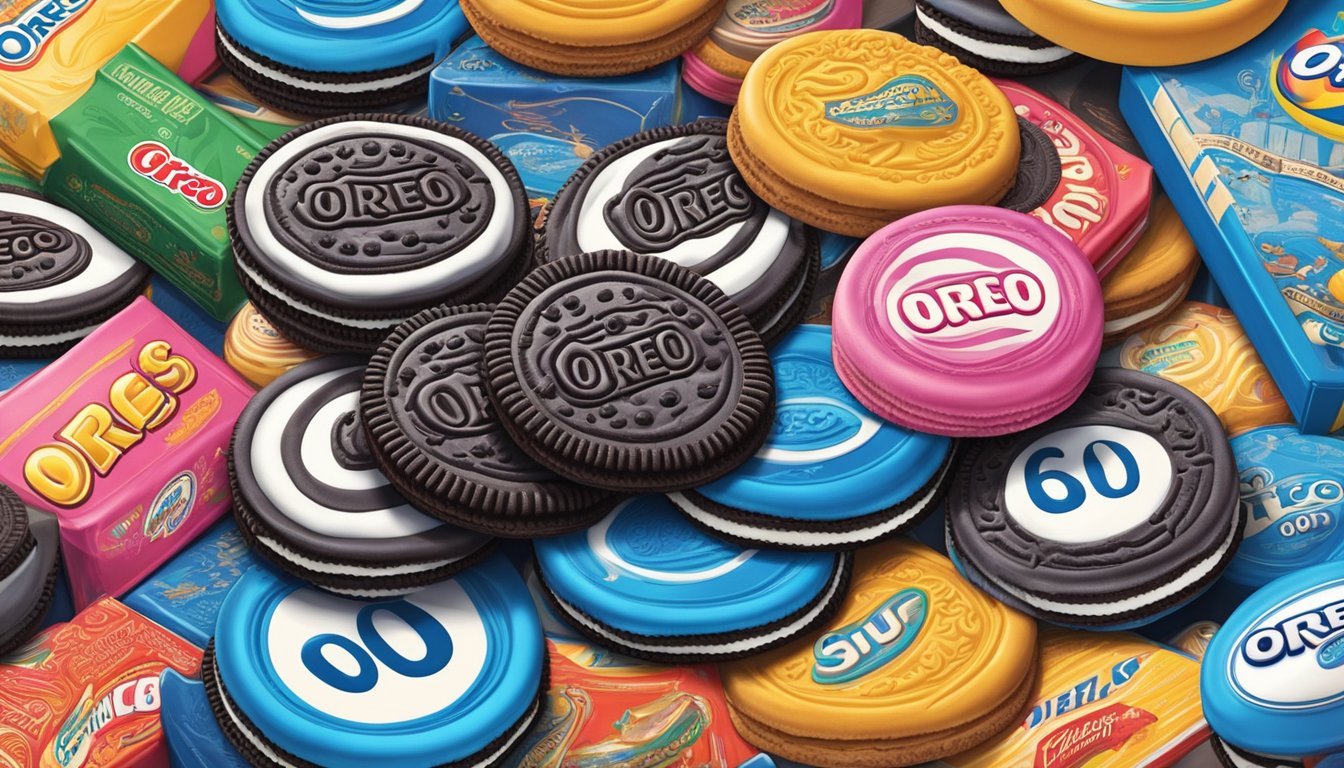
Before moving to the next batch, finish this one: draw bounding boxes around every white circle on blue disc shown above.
[214,556,542,767]
[535,494,838,636]
[1003,424,1174,544]
[1203,562,1344,757]
[1228,425,1344,589]
[694,325,951,519]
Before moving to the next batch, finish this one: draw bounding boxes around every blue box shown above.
[1121,1,1344,434]
[429,36,681,199]
[123,517,260,647]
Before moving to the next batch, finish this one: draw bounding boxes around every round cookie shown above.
[1202,559,1344,762]
[1101,195,1200,346]
[1211,737,1306,768]
[535,494,850,663]
[997,117,1062,214]
[914,0,1079,76]
[229,115,533,354]
[1228,425,1344,591]
[460,0,727,76]
[543,120,820,344]
[214,0,467,116]
[720,538,1038,768]
[1119,302,1293,437]
[946,367,1242,629]
[224,302,321,388]
[207,557,545,768]
[229,357,495,596]
[730,29,1021,237]
[0,187,150,357]
[998,0,1287,66]
[0,487,61,656]
[669,325,954,550]
[483,250,775,493]
[832,206,1102,437]
[361,304,616,538]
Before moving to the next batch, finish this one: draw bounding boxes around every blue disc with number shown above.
[669,325,953,550]
[535,494,850,662]
[1227,425,1344,589]
[946,368,1240,630]
[209,554,544,768]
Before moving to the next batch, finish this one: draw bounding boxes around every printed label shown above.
[1276,29,1344,136]
[49,677,163,768]
[727,0,834,32]
[127,142,227,210]
[1026,655,1145,731]
[813,589,926,684]
[1231,579,1344,708]
[1033,703,1158,768]
[825,76,957,129]
[0,0,93,70]
[144,471,196,540]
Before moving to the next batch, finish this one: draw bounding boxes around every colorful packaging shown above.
[936,628,1208,768]
[428,36,681,199]
[0,597,202,768]
[507,638,760,768]
[122,518,260,648]
[1122,3,1344,434]
[0,297,253,608]
[42,44,271,322]
[0,0,213,178]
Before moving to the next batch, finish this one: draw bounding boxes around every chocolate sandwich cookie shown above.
[483,250,775,493]
[669,325,954,550]
[997,117,1062,214]
[1211,738,1304,768]
[229,115,533,354]
[230,357,495,596]
[215,0,469,115]
[914,0,1079,76]
[0,486,60,656]
[362,304,617,537]
[543,121,820,345]
[0,187,150,358]
[535,494,850,663]
[947,368,1242,629]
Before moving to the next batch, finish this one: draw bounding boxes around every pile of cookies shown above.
[4,1,1343,768]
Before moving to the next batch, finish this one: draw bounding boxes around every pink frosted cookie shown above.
[832,206,1102,436]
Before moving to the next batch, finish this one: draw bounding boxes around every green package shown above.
[43,44,270,322]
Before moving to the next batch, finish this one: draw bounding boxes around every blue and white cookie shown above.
[534,494,851,663]
[1203,560,1344,766]
[669,325,953,550]
[205,557,544,768]
[215,0,471,115]
[1229,426,1344,591]
[229,357,494,596]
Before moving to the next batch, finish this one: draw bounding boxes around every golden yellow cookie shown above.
[943,627,1207,767]
[224,302,320,388]
[730,29,1019,236]
[720,539,1038,768]
[460,0,726,76]
[1101,195,1200,347]
[999,0,1286,67]
[1118,301,1293,437]
[691,35,753,80]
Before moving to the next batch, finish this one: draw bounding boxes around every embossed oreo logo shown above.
[0,212,91,291]
[605,136,759,253]
[1231,580,1344,709]
[552,321,700,405]
[293,168,470,228]
[813,589,926,684]
[128,142,227,210]
[824,75,958,129]
[0,0,93,70]
[883,232,1061,356]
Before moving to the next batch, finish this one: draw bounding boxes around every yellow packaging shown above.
[0,0,212,177]
[941,628,1208,768]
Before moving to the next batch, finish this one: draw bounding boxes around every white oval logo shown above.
[1230,579,1344,710]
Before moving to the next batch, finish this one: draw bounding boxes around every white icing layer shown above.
[0,193,140,305]
[244,121,514,303]
[916,8,1073,64]
[1104,283,1187,334]
[0,322,103,347]
[256,535,460,577]
[236,257,407,330]
[217,30,437,92]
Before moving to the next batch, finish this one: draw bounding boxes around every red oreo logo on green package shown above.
[127,141,228,210]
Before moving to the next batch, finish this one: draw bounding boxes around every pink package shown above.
[0,297,253,609]
[178,7,220,85]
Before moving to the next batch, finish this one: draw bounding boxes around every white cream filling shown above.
[0,322,101,347]
[217,29,437,93]
[256,534,461,578]
[1104,282,1187,334]
[668,460,949,548]
[916,7,1073,64]
[1216,738,1303,768]
[549,556,848,656]
[973,517,1240,618]
[236,257,407,330]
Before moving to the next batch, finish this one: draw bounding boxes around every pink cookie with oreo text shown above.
[832,206,1102,437]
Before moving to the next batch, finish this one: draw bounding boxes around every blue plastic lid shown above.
[1227,426,1344,588]
[1202,560,1344,757]
[160,669,249,768]
[214,554,543,768]
[216,0,468,73]
[534,495,839,636]
[695,326,951,520]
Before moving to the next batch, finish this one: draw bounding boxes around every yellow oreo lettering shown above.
[58,404,141,476]
[110,371,174,431]
[138,341,196,395]
[24,443,91,507]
